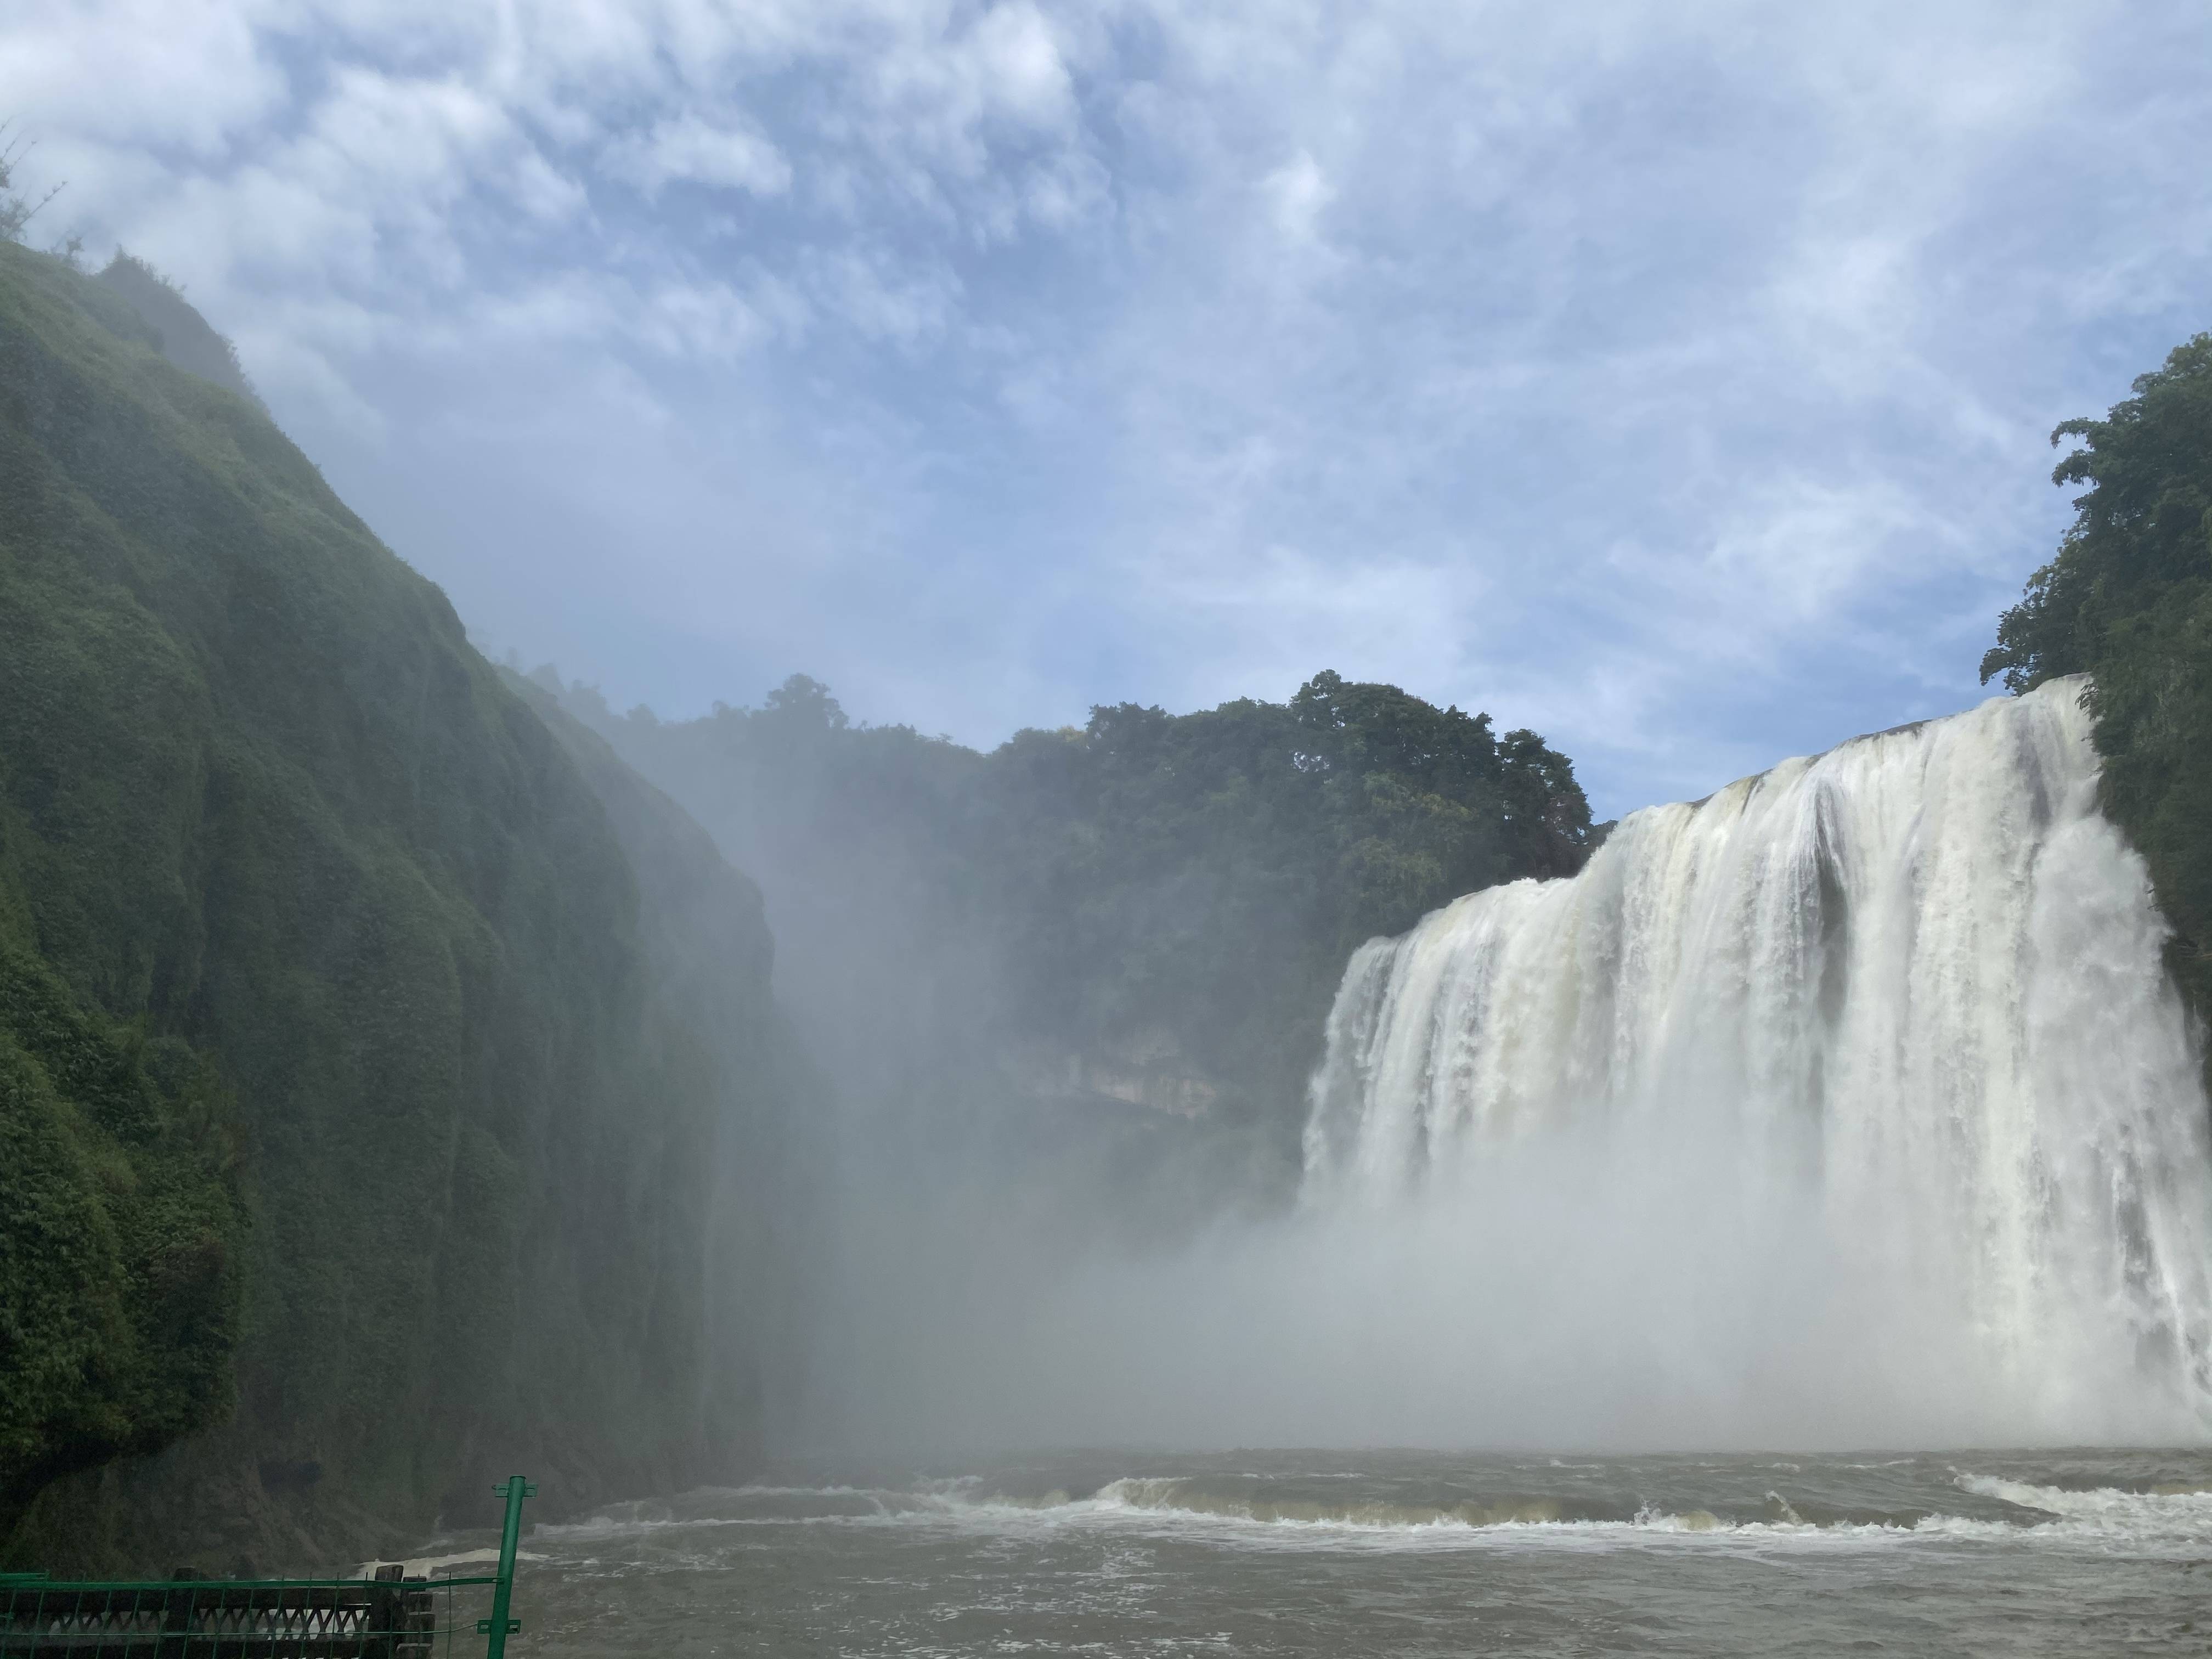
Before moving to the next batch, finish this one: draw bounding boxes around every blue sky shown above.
[7,0,2209,817]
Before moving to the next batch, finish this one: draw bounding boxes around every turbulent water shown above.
[1305,678,2212,1441]
[472,1449,2212,1657]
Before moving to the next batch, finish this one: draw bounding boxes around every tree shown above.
[0,126,61,245]
[1981,335,2212,693]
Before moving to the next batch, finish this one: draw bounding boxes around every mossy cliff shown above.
[0,242,809,1570]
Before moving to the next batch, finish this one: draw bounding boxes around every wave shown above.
[1955,1472,2212,1527]
[528,1468,2182,1547]
[1093,1476,1622,1528]
[1081,1477,1954,1536]
[525,1455,2212,1562]
[1079,1475,2212,1545]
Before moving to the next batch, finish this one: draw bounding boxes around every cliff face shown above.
[0,244,811,1571]
[503,678,825,1475]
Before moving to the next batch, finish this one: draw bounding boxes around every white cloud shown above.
[605,112,793,198]
[0,0,291,153]
[1262,150,1333,242]
[637,278,770,359]
[2,0,2208,814]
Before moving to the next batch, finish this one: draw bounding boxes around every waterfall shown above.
[1304,678,2212,1438]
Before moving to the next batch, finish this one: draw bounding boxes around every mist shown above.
[558,671,2212,1465]
[826,1126,2188,1458]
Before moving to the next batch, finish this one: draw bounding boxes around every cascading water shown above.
[1304,678,2212,1441]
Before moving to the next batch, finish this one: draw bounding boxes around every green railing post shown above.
[476,1475,535,1658]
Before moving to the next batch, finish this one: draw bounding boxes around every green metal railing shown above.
[0,1477,537,1659]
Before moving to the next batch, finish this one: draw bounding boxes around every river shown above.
[479,1446,2212,1657]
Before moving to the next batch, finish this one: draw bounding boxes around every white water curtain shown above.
[1305,678,2212,1439]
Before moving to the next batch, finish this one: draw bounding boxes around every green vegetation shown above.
[0,128,61,247]
[0,917,242,1528]
[0,241,804,1569]
[94,254,261,407]
[503,676,822,1470]
[563,661,1593,1193]
[1983,333,2212,1046]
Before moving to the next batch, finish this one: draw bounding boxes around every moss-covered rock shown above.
[0,916,242,1526]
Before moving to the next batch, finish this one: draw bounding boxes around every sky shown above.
[5,1,2209,818]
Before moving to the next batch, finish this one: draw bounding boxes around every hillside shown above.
[561,669,1591,1171]
[0,242,812,1570]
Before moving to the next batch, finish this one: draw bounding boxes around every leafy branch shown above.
[0,122,65,244]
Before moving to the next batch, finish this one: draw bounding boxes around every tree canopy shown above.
[1983,334,2212,694]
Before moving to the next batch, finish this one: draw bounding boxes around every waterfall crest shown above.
[1304,679,2212,1436]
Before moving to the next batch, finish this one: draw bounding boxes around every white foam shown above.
[1956,1471,2212,1533]
[528,1465,2212,1567]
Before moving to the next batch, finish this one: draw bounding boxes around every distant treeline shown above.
[558,663,1595,1198]
[1982,331,2212,1073]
